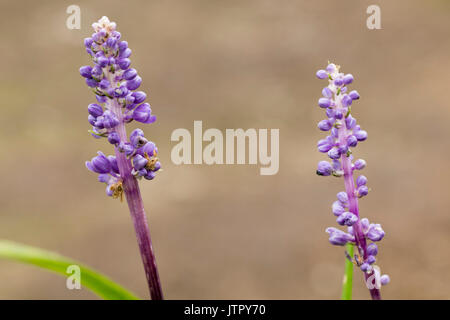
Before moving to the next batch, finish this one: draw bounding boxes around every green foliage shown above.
[0,240,139,300]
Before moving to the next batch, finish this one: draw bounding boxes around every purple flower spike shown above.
[81,16,163,299]
[314,63,388,299]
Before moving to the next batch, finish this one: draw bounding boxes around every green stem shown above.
[341,243,354,300]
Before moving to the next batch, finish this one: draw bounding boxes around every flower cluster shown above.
[81,16,160,199]
[315,63,389,287]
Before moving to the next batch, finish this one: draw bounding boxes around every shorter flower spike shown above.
[315,62,389,297]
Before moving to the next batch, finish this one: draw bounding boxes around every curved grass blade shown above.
[0,240,139,300]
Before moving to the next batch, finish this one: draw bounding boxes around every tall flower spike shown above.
[80,16,163,300]
[315,63,389,300]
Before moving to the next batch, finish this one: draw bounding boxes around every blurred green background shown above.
[0,0,449,299]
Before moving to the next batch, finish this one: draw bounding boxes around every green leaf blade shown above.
[0,240,139,300]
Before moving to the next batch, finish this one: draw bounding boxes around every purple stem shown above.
[337,101,381,300]
[109,78,163,300]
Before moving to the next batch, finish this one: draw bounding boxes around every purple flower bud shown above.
[106,37,117,48]
[114,85,129,98]
[123,68,138,80]
[133,154,149,170]
[326,64,336,73]
[318,119,332,131]
[79,66,93,78]
[119,48,132,59]
[334,109,343,119]
[86,78,98,88]
[132,91,147,103]
[144,171,156,180]
[332,201,346,216]
[317,137,334,153]
[322,87,332,98]
[317,161,333,176]
[316,70,328,79]
[367,243,378,256]
[326,108,335,119]
[380,275,390,286]
[355,130,368,141]
[356,175,368,187]
[327,148,340,160]
[336,212,358,226]
[127,76,142,90]
[108,155,120,174]
[86,151,111,174]
[338,144,348,155]
[133,103,156,124]
[349,90,360,100]
[318,98,331,108]
[337,191,348,204]
[366,255,376,265]
[130,129,148,148]
[84,38,93,48]
[97,56,109,68]
[325,227,354,246]
[354,159,366,170]
[99,79,110,89]
[138,168,148,177]
[142,141,157,157]
[357,185,369,198]
[118,58,131,70]
[347,135,358,147]
[345,115,356,129]
[118,40,128,52]
[343,74,354,85]
[360,263,371,272]
[153,161,161,171]
[342,94,353,107]
[334,78,343,86]
[361,218,370,233]
[332,159,342,171]
[92,66,102,77]
[88,115,97,126]
[98,173,110,183]
[102,110,120,129]
[367,224,385,242]
[118,142,134,155]
[88,103,103,117]
[108,132,120,145]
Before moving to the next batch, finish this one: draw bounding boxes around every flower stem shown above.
[341,243,354,300]
[337,96,381,300]
[109,78,163,300]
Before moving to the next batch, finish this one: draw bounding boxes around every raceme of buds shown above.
[81,16,160,198]
[315,63,389,293]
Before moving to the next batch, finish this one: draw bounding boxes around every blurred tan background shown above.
[0,0,449,299]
